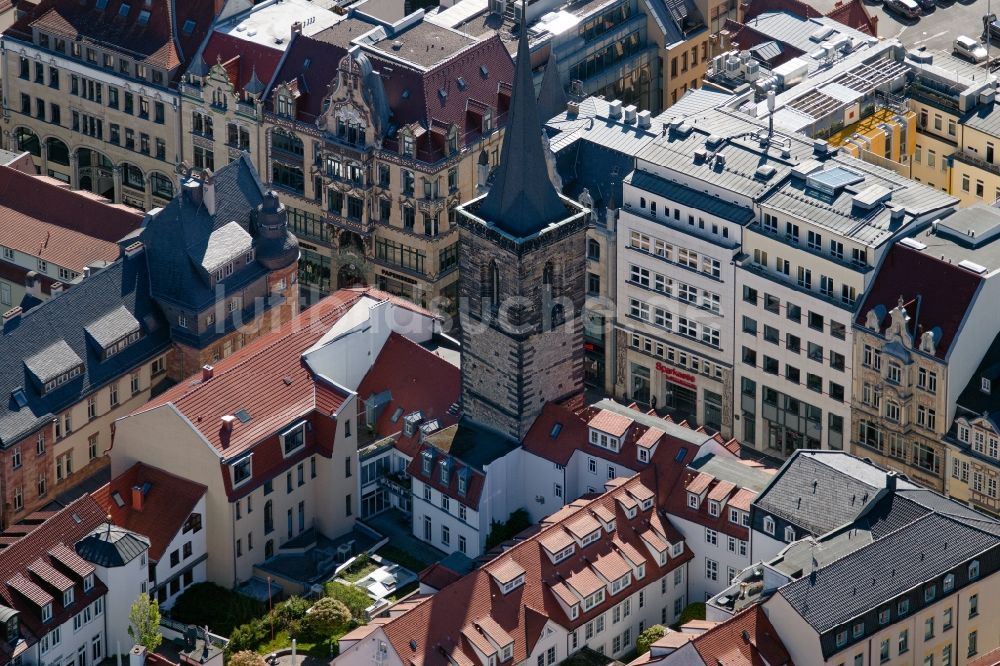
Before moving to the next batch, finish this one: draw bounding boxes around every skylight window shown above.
[118,3,131,17]
[111,491,125,508]
[11,388,27,409]
[480,65,489,77]
[550,423,562,438]
[457,77,466,90]
[236,409,251,424]
[95,0,108,9]
[183,19,196,34]
[137,9,150,25]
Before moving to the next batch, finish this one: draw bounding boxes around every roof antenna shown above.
[767,87,776,141]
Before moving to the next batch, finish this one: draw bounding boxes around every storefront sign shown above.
[654,362,697,390]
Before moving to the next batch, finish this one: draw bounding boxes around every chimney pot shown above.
[3,306,22,328]
[221,414,237,432]
[131,485,144,512]
[202,365,214,382]
[124,241,144,259]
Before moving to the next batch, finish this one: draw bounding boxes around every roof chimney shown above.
[221,414,237,432]
[24,271,42,299]
[131,485,145,512]
[50,282,64,297]
[124,241,145,259]
[3,306,22,330]
[886,471,897,493]
[202,365,214,382]
[291,21,303,37]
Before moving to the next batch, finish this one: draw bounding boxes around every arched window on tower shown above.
[489,260,500,311]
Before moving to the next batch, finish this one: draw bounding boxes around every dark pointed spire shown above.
[245,65,265,97]
[476,0,566,238]
[536,53,566,127]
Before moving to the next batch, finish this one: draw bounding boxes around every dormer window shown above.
[969,559,981,580]
[637,563,645,579]
[708,501,719,517]
[280,422,306,456]
[569,604,578,619]
[606,519,616,532]
[638,448,648,463]
[784,525,795,542]
[610,573,632,594]
[402,133,414,157]
[232,457,252,486]
[41,603,52,623]
[581,530,601,546]
[439,458,451,485]
[216,262,234,281]
[687,493,699,509]
[277,95,294,117]
[501,575,524,594]
[482,109,493,133]
[983,378,992,394]
[83,574,94,592]
[62,589,73,607]
[641,498,653,511]
[500,644,512,662]
[421,450,433,475]
[729,508,740,524]
[670,542,683,557]
[582,589,605,610]
[552,545,575,563]
[457,470,468,496]
[763,516,775,535]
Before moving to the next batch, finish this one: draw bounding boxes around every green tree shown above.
[228,650,266,666]
[323,582,371,621]
[305,598,352,640]
[127,594,163,652]
[636,625,666,655]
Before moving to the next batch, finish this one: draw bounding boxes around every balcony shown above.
[951,150,1000,179]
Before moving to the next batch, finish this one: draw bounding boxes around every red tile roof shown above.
[729,487,757,512]
[691,606,792,666]
[685,472,714,495]
[356,332,460,441]
[824,0,877,36]
[10,0,217,76]
[588,409,634,438]
[419,561,467,592]
[92,462,206,561]
[0,166,142,271]
[0,496,108,660]
[668,469,756,540]
[356,474,692,666]
[968,646,1000,666]
[200,32,283,95]
[140,287,436,498]
[855,243,983,359]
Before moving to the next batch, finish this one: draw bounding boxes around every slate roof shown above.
[75,523,149,568]
[752,451,919,537]
[954,329,1000,419]
[139,154,270,310]
[853,242,983,360]
[536,53,566,127]
[9,0,217,78]
[627,170,755,225]
[0,166,141,272]
[92,463,207,561]
[474,10,567,237]
[0,496,108,663]
[0,253,170,447]
[779,512,999,635]
[265,29,352,123]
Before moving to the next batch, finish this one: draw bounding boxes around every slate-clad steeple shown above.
[536,53,567,128]
[476,0,566,238]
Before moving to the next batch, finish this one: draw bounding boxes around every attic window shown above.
[281,421,307,456]
[480,65,489,77]
[183,19,196,34]
[95,0,108,9]
[111,491,125,508]
[438,87,447,100]
[457,77,466,90]
[550,423,562,438]
[11,389,27,409]
[232,457,252,486]
[83,574,94,592]
[236,409,251,424]
[501,574,524,594]
[391,407,404,423]
[118,3,130,17]
[137,9,149,24]
[983,378,991,394]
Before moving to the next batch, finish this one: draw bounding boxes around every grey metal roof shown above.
[24,340,83,385]
[747,12,871,58]
[0,255,171,447]
[654,88,734,121]
[592,398,713,447]
[753,451,919,537]
[912,206,1000,270]
[75,524,150,568]
[778,512,999,635]
[626,170,754,224]
[139,154,271,310]
[688,453,773,493]
[84,305,141,350]
[475,6,567,238]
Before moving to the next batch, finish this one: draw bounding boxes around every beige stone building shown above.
[0,0,223,209]
[851,207,1000,494]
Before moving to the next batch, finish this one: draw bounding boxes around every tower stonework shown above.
[455,0,589,442]
[457,204,588,442]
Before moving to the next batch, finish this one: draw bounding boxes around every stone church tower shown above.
[456,10,589,442]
